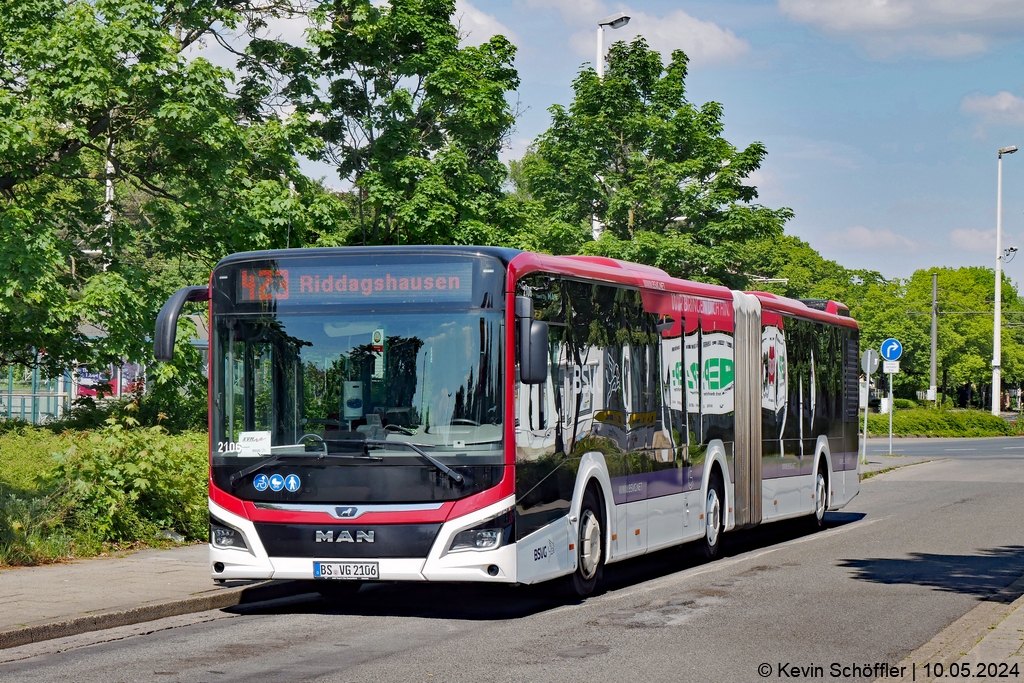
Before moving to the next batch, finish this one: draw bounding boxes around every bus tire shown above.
[702,469,724,560]
[569,486,604,598]
[810,458,828,529]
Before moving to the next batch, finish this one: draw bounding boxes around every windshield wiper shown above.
[363,439,465,485]
[228,451,383,488]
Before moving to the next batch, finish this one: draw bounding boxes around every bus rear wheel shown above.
[810,462,828,529]
[569,487,604,598]
[702,470,724,559]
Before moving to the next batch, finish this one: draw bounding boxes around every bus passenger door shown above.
[732,292,763,529]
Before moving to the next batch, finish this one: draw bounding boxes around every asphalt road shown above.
[865,435,1024,456]
[4,445,1024,683]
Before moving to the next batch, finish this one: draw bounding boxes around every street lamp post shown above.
[993,145,1017,416]
[595,12,630,79]
[591,13,630,240]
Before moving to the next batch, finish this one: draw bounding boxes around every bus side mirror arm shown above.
[516,295,548,385]
[154,285,210,361]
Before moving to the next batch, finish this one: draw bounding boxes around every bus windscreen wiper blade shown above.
[363,439,465,485]
[228,451,383,488]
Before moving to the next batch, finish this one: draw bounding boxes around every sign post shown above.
[860,349,879,465]
[880,338,903,455]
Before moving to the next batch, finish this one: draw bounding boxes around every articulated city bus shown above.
[155,246,860,596]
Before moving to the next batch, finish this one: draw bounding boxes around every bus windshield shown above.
[212,310,504,464]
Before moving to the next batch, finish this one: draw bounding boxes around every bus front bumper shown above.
[209,497,518,583]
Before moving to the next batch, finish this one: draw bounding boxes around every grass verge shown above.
[0,417,207,567]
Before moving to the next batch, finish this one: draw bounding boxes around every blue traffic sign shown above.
[880,338,903,361]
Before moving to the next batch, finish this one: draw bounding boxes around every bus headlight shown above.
[448,508,515,553]
[210,517,249,551]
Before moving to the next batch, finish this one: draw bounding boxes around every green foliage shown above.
[741,235,886,305]
[247,0,521,247]
[893,398,918,410]
[0,0,349,374]
[518,38,791,283]
[867,409,1014,438]
[0,421,207,565]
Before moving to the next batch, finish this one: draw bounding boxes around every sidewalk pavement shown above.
[0,544,302,649]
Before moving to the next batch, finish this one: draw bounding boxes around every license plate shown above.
[313,561,379,580]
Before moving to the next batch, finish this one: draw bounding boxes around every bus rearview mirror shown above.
[516,295,547,384]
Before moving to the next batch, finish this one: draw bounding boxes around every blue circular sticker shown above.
[269,474,285,492]
[253,473,269,492]
[284,474,301,493]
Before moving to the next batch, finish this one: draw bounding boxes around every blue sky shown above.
[191,0,1024,281]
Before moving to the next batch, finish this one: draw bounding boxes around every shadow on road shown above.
[840,545,1024,600]
[228,511,865,621]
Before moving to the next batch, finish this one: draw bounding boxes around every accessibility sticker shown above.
[284,474,301,493]
[269,474,285,492]
[253,473,270,492]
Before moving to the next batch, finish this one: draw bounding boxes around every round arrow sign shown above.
[861,349,879,374]
[880,338,903,362]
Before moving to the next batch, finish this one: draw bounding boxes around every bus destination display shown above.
[236,262,474,304]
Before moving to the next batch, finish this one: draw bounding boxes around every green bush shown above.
[867,409,1012,438]
[893,398,918,410]
[46,419,208,542]
[0,419,208,566]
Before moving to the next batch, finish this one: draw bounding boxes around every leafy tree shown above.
[0,0,346,374]
[740,235,886,308]
[517,38,791,284]
[848,266,1024,402]
[244,0,521,246]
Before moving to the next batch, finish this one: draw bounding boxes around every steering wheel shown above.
[299,433,327,452]
[384,424,416,436]
[450,418,480,426]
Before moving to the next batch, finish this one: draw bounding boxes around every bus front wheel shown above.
[569,487,604,598]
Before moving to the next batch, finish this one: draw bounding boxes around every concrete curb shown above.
[0,580,304,650]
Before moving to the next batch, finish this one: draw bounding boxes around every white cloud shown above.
[531,1,749,66]
[950,228,997,254]
[778,0,1024,58]
[455,1,519,47]
[961,91,1024,131]
[824,225,917,251]
[948,228,1024,255]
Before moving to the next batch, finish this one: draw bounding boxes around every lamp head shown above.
[598,12,630,29]
[999,145,1018,156]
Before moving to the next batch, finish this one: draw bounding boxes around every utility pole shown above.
[930,272,938,406]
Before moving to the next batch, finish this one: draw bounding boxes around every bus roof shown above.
[213,246,856,328]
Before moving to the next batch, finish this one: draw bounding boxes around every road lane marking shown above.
[1004,446,1024,449]
[943,448,977,451]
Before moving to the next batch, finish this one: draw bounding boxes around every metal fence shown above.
[1,392,70,424]
[2,366,70,425]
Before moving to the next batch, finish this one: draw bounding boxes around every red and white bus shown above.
[155,247,860,596]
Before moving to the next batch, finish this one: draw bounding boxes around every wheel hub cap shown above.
[815,473,826,520]
[706,489,720,546]
[579,510,601,580]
